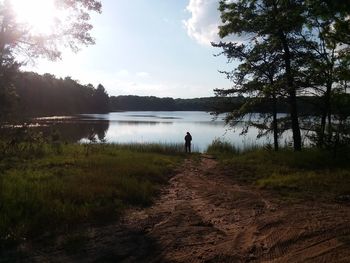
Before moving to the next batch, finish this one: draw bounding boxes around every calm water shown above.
[27,111,292,152]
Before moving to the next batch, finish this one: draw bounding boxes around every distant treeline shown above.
[10,72,332,117]
[109,95,322,115]
[14,72,109,117]
[109,95,242,112]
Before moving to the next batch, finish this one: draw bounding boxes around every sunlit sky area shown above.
[10,0,58,34]
[20,0,233,98]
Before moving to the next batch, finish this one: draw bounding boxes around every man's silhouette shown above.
[185,132,192,153]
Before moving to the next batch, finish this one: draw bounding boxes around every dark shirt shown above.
[185,134,192,144]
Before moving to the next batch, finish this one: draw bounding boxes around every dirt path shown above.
[23,155,350,262]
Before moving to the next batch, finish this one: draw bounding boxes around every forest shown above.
[109,94,337,114]
[109,95,237,111]
[13,72,110,116]
[3,71,343,117]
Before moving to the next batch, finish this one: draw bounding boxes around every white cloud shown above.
[183,0,247,46]
[183,0,221,46]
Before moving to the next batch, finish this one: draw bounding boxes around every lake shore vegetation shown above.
[207,140,350,201]
[0,139,185,250]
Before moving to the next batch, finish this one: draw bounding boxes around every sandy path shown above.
[19,155,350,262]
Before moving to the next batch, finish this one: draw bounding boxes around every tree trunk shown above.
[327,110,332,143]
[319,81,332,146]
[289,90,302,151]
[319,113,326,146]
[271,81,279,151]
[278,30,302,151]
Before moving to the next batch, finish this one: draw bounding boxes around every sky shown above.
[25,0,234,99]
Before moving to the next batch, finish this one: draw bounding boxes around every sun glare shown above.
[10,0,58,35]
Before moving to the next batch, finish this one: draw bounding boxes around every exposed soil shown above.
[9,155,350,262]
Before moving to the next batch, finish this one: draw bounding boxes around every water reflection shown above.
[41,120,110,142]
[114,121,173,126]
[80,112,291,151]
[1,118,110,143]
[1,111,293,151]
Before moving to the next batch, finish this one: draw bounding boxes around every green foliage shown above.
[14,72,110,116]
[109,95,177,111]
[214,0,309,151]
[109,95,239,112]
[206,139,240,156]
[0,142,182,249]
[108,143,186,155]
[214,0,350,151]
[0,0,101,118]
[93,84,109,113]
[206,139,260,157]
[0,0,101,61]
[257,170,350,199]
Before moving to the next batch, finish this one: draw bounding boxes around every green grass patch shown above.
[104,142,186,154]
[207,140,350,201]
[206,138,259,158]
[0,142,183,249]
[206,139,240,156]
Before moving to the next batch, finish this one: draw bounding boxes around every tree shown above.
[0,0,102,61]
[0,0,101,119]
[311,0,350,46]
[215,0,310,151]
[13,72,111,116]
[94,84,109,113]
[212,39,285,151]
[301,0,350,147]
[215,0,350,151]
[0,2,20,119]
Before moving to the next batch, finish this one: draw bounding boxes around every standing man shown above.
[185,132,192,153]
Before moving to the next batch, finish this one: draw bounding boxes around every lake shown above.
[27,111,293,152]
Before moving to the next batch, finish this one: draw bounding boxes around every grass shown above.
[206,138,260,157]
[206,139,241,156]
[0,142,184,249]
[100,142,186,154]
[206,140,350,201]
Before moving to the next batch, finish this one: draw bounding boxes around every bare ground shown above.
[11,155,350,262]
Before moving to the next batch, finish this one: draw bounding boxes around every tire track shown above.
[13,155,350,262]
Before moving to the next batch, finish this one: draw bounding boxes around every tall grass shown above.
[106,142,186,154]
[206,138,259,156]
[206,140,350,200]
[0,142,183,249]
